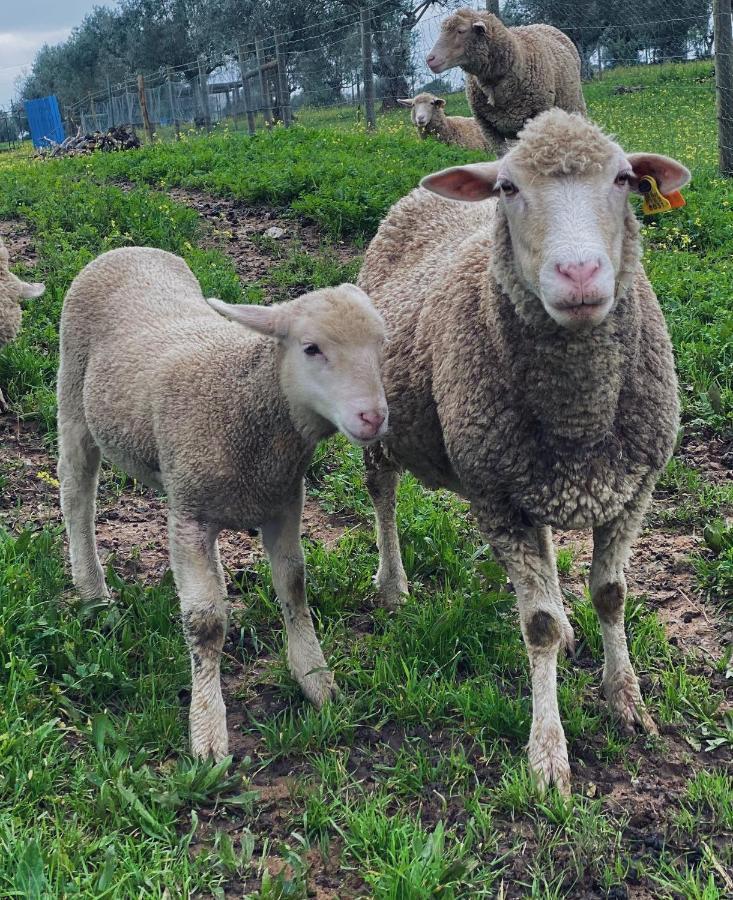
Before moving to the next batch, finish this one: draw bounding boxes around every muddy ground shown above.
[1,197,731,898]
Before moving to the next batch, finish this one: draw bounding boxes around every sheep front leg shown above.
[590,491,657,735]
[168,513,229,761]
[364,443,408,609]
[261,485,336,707]
[489,523,572,796]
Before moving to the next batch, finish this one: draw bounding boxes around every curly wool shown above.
[411,93,488,151]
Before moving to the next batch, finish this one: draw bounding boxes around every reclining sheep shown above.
[358,109,690,794]
[397,93,488,151]
[0,238,45,411]
[57,247,387,760]
[427,8,586,154]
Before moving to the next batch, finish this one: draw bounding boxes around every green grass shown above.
[0,61,731,897]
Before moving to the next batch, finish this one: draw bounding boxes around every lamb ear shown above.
[421,162,501,201]
[18,280,45,299]
[396,98,414,108]
[472,20,487,34]
[626,153,691,195]
[433,98,446,108]
[206,298,289,339]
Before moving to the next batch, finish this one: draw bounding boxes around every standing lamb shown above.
[358,109,690,794]
[397,93,488,151]
[427,8,586,154]
[0,238,45,411]
[57,247,388,760]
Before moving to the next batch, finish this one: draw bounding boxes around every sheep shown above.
[57,246,388,761]
[427,8,586,154]
[357,109,690,794]
[0,238,45,411]
[397,93,488,151]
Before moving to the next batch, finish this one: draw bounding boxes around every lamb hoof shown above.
[190,717,229,762]
[75,580,110,601]
[528,726,571,797]
[606,673,658,736]
[373,573,409,611]
[297,666,337,709]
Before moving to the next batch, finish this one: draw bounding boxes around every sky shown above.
[0,0,115,108]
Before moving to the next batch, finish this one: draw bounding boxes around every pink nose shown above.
[556,259,601,289]
[427,54,436,64]
[359,411,385,433]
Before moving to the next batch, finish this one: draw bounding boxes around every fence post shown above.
[106,76,115,128]
[274,32,292,126]
[255,37,274,127]
[125,83,134,125]
[238,43,257,135]
[166,66,180,139]
[714,0,733,176]
[360,8,376,129]
[137,74,155,142]
[197,55,212,131]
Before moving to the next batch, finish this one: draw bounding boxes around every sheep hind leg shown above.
[261,484,336,708]
[169,513,229,761]
[58,416,108,599]
[590,493,658,735]
[489,523,572,796]
[364,443,408,610]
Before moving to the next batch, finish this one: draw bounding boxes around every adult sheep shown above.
[358,109,690,794]
[0,238,45,410]
[57,247,388,760]
[427,8,586,154]
[397,93,488,151]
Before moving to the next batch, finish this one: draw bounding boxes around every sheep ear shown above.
[18,280,45,299]
[396,98,414,108]
[206,298,289,340]
[626,153,691,195]
[472,21,487,34]
[433,98,446,108]
[421,162,501,201]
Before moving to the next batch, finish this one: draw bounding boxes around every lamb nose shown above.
[360,411,385,431]
[556,260,601,287]
[427,54,436,64]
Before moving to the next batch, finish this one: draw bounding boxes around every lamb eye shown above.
[499,180,517,196]
[615,172,631,185]
[303,344,321,356]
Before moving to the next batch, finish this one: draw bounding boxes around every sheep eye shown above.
[499,180,517,196]
[303,344,321,356]
[615,172,631,185]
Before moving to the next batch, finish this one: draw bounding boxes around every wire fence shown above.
[9,0,733,173]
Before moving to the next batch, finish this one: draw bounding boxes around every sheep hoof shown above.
[189,716,229,762]
[373,573,409,611]
[606,673,658,736]
[528,726,571,797]
[297,667,338,709]
[0,389,7,414]
[75,580,110,601]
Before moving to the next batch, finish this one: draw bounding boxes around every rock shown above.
[264,226,286,239]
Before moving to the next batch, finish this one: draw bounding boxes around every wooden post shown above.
[90,96,99,131]
[125,83,134,125]
[166,66,180,139]
[198,55,212,131]
[714,0,733,175]
[238,43,257,135]
[360,8,376,129]
[274,32,292,126]
[106,75,115,128]
[255,37,273,127]
[137,73,154,142]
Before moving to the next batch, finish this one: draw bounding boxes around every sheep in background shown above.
[358,109,690,794]
[427,8,586,154]
[0,238,45,411]
[397,93,489,152]
[57,247,388,760]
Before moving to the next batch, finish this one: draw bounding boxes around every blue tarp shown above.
[24,95,65,148]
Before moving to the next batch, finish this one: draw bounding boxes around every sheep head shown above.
[207,285,388,445]
[421,109,690,330]
[427,8,505,76]
[397,93,445,128]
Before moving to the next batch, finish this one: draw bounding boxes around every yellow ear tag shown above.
[638,175,685,215]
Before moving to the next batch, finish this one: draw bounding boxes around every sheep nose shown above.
[359,411,385,434]
[556,259,601,289]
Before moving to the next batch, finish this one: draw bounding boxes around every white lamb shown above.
[397,93,488,151]
[0,238,45,410]
[57,246,388,760]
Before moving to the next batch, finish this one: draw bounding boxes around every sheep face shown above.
[420,110,690,330]
[427,9,496,75]
[207,284,388,445]
[397,94,445,128]
[0,241,45,306]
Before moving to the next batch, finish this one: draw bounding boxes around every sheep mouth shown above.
[545,295,613,327]
[427,58,448,74]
